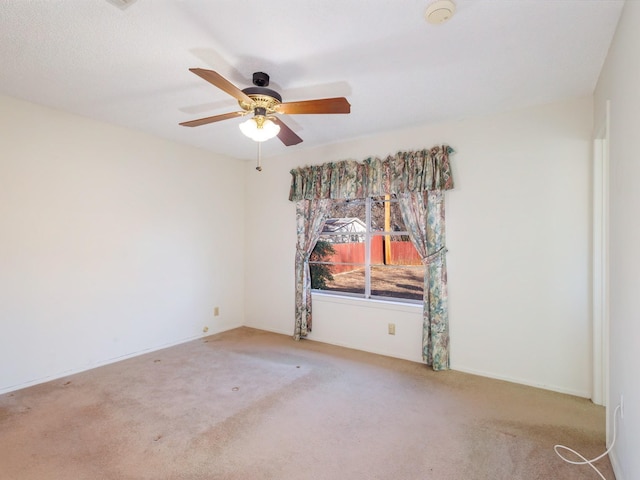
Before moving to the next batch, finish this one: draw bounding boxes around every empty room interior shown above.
[1,1,639,479]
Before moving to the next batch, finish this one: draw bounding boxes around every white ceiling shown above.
[0,0,624,161]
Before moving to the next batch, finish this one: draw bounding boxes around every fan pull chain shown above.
[256,141,263,171]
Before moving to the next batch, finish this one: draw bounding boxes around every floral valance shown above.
[289,145,454,201]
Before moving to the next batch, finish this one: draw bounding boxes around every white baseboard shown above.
[0,323,242,395]
[5,323,591,404]
[244,324,425,364]
[609,449,623,480]
[243,326,591,398]
[306,333,424,364]
[451,365,591,398]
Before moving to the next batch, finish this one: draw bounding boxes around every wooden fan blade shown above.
[272,117,303,146]
[189,68,253,104]
[179,111,245,127]
[276,97,350,115]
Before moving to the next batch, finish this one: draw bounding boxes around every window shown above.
[310,195,424,302]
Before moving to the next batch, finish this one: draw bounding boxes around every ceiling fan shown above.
[179,68,351,146]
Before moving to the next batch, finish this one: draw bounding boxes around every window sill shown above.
[311,291,422,314]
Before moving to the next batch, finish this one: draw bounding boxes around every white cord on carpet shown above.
[554,404,621,480]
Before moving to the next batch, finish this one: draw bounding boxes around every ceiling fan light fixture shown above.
[239,116,280,142]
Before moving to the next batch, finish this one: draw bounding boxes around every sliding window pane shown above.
[370,265,424,301]
[309,264,365,296]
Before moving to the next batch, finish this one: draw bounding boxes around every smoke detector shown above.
[425,0,456,24]
[105,0,138,10]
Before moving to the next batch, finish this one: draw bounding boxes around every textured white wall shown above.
[0,92,595,401]
[595,2,640,479]
[0,95,246,393]
[245,96,593,397]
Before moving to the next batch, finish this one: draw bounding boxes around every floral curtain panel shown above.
[293,198,332,340]
[397,191,449,370]
[289,145,453,370]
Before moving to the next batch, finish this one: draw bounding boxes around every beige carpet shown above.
[0,327,613,479]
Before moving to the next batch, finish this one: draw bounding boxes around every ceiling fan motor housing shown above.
[240,72,283,113]
[241,86,282,103]
[252,71,270,87]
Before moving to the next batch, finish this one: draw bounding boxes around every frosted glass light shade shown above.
[239,117,280,142]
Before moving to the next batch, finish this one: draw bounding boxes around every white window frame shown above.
[310,196,423,305]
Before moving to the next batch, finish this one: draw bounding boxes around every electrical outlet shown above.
[620,394,624,419]
[388,323,396,335]
[214,307,219,317]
